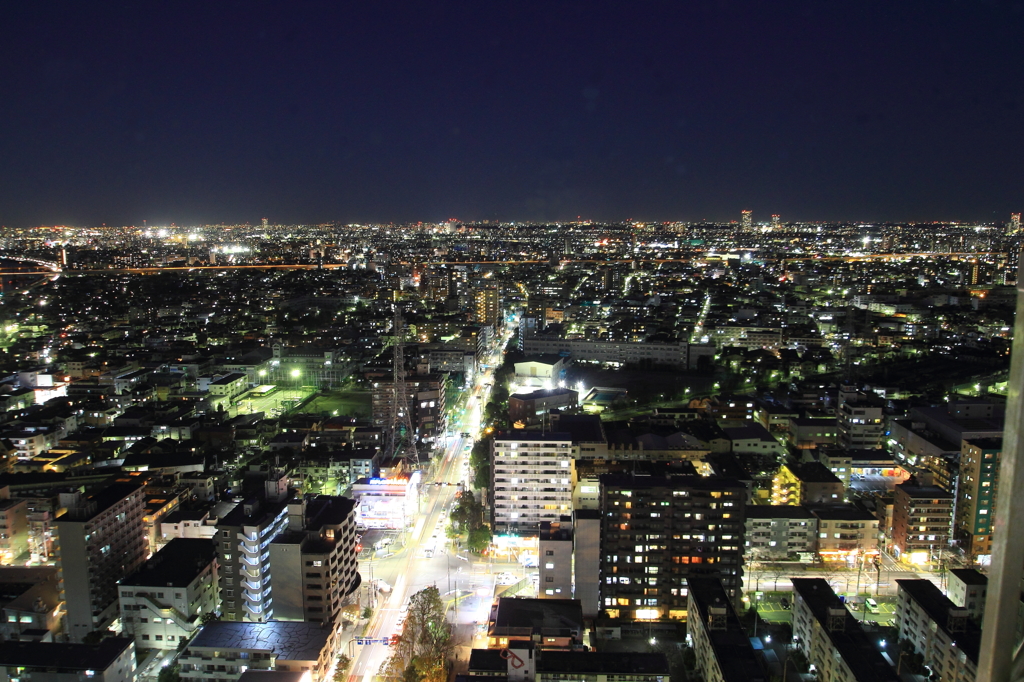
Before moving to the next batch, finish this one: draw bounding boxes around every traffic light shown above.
[389,634,399,646]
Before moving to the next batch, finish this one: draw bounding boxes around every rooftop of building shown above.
[599,473,746,492]
[302,495,356,529]
[550,414,605,443]
[218,495,291,528]
[494,431,573,443]
[894,483,953,499]
[687,577,769,682]
[509,387,577,401]
[895,579,981,665]
[963,437,1003,451]
[238,671,310,682]
[515,355,565,367]
[189,621,333,661]
[722,424,777,443]
[57,479,146,522]
[786,461,843,484]
[0,637,133,671]
[490,598,584,637]
[791,579,900,682]
[807,505,877,522]
[746,505,815,520]
[949,568,988,586]
[120,538,215,588]
[467,648,670,675]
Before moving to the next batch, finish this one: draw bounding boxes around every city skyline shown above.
[3,2,1024,227]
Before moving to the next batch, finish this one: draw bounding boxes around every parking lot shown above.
[754,591,897,626]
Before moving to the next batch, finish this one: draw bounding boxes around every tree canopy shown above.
[379,586,452,682]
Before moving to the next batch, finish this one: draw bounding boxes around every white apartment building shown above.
[119,538,219,648]
[791,578,900,682]
[744,506,817,561]
[492,433,575,535]
[895,579,980,682]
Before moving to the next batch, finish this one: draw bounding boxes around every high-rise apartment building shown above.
[891,481,953,564]
[55,480,147,641]
[216,473,292,622]
[268,495,361,624]
[1009,212,1021,235]
[954,438,1001,562]
[473,287,500,327]
[598,474,747,620]
[741,210,752,231]
[491,433,575,535]
[771,214,780,230]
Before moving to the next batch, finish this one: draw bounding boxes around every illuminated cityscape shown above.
[0,215,1016,681]
[2,3,1024,682]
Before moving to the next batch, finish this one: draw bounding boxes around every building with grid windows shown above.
[491,433,575,535]
[55,480,147,642]
[954,438,1001,563]
[598,474,746,621]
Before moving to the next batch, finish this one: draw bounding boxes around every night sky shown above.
[3,1,1024,227]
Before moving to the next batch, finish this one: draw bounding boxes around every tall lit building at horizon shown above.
[741,209,753,231]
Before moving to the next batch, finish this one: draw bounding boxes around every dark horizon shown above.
[3,1,1024,228]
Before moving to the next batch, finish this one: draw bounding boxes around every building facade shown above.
[215,475,292,622]
[791,578,900,682]
[55,480,147,642]
[119,538,219,648]
[598,474,747,621]
[492,433,575,535]
[891,482,953,564]
[744,506,817,561]
[895,579,980,682]
[954,438,1001,562]
[687,577,768,682]
[268,496,361,624]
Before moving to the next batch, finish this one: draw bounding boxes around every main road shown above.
[345,316,520,681]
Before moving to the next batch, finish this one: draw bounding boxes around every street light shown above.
[291,368,301,379]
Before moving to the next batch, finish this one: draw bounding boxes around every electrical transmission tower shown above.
[385,308,418,471]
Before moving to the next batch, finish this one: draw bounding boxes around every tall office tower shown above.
[269,496,361,624]
[262,217,269,229]
[563,237,572,255]
[771,214,780,230]
[741,209,753,231]
[491,433,575,536]
[598,474,747,620]
[55,480,147,642]
[473,287,500,327]
[954,438,1001,563]
[1010,212,1021,235]
[216,472,292,622]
